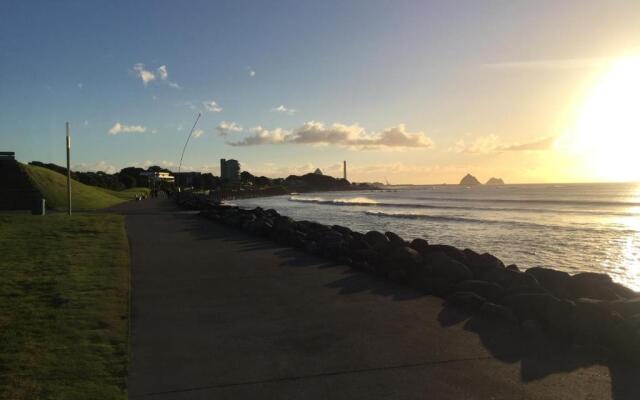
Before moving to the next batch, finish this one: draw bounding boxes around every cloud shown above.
[501,136,557,151]
[450,135,556,153]
[72,161,117,174]
[271,105,296,115]
[192,129,204,138]
[157,65,168,80]
[216,121,243,136]
[77,83,83,89]
[228,126,287,146]
[203,100,222,112]
[132,63,180,88]
[248,67,256,77]
[227,121,433,149]
[133,63,156,85]
[483,57,611,70]
[108,122,147,135]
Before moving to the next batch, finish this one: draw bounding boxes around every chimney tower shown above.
[343,160,347,180]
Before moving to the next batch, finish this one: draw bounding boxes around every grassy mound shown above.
[21,164,148,210]
[0,214,129,399]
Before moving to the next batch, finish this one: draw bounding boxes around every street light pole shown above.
[66,122,72,215]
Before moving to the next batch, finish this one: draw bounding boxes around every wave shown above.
[288,196,639,217]
[398,195,640,208]
[363,211,637,234]
[289,196,378,206]
[364,210,525,226]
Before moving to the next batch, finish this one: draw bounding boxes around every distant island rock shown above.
[459,173,481,186]
[485,177,505,185]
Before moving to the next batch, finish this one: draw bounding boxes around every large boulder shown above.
[525,267,573,299]
[385,231,405,247]
[571,298,624,343]
[571,272,618,300]
[485,268,541,292]
[364,230,389,249]
[605,298,640,319]
[331,225,353,237]
[480,302,517,324]
[426,252,473,282]
[425,245,469,266]
[407,263,433,293]
[447,291,486,312]
[455,280,505,302]
[391,246,423,271]
[463,249,505,278]
[409,238,429,254]
[378,246,422,278]
[502,293,575,337]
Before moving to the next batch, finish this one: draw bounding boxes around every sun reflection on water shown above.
[615,184,640,291]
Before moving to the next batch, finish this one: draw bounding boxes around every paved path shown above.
[121,198,637,399]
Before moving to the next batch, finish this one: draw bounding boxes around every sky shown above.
[1,0,640,184]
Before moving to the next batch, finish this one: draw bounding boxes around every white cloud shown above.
[228,126,287,146]
[132,63,180,88]
[72,161,117,174]
[192,129,204,138]
[271,105,296,115]
[133,63,156,85]
[177,124,184,131]
[151,129,158,134]
[203,100,222,112]
[77,83,83,89]
[227,121,433,149]
[216,121,243,136]
[108,122,147,135]
[248,67,256,77]
[450,135,556,153]
[483,57,611,70]
[157,65,168,80]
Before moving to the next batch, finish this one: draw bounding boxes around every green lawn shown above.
[0,214,130,400]
[22,164,149,210]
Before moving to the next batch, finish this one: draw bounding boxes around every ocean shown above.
[232,183,640,291]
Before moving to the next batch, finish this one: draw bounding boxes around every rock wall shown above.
[177,192,640,363]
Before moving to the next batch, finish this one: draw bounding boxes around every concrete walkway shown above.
[121,198,637,399]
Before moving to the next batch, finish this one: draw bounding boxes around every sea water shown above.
[233,183,640,291]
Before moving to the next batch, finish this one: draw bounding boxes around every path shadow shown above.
[437,304,640,400]
[161,210,639,398]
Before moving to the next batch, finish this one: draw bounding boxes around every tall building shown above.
[343,160,347,180]
[220,158,240,182]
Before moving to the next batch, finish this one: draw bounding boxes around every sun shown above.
[565,54,640,182]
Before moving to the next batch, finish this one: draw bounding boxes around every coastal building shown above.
[313,168,323,175]
[141,171,175,184]
[220,159,240,182]
[343,160,347,180]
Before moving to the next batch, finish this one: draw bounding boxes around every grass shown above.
[21,164,149,210]
[0,214,130,400]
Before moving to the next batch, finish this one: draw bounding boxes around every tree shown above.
[120,174,136,189]
[254,176,271,187]
[240,171,255,184]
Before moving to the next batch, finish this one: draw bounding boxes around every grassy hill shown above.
[21,164,149,210]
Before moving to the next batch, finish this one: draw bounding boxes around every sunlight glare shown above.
[566,55,640,182]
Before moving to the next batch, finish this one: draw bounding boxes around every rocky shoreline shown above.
[177,192,640,364]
